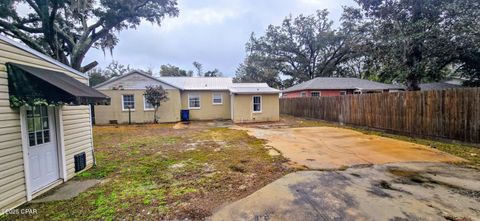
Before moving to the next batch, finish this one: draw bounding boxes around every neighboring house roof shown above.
[282,77,405,93]
[159,77,234,90]
[0,34,87,79]
[419,82,463,91]
[229,83,280,94]
[93,70,180,89]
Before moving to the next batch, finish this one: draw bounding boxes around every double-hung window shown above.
[253,95,262,113]
[143,96,154,111]
[212,93,223,105]
[122,94,135,111]
[188,94,201,109]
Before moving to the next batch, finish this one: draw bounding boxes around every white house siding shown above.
[0,39,94,213]
[0,65,26,213]
[62,106,94,179]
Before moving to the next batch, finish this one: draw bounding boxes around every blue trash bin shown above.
[181,109,190,121]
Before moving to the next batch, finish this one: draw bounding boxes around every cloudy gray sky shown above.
[85,0,356,76]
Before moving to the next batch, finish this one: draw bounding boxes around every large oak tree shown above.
[0,0,179,72]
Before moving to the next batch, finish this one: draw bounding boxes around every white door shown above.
[24,106,60,192]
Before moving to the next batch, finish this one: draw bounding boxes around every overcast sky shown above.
[85,0,356,76]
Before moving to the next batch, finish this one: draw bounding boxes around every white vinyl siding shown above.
[62,106,94,179]
[212,93,223,105]
[0,39,93,214]
[122,94,135,111]
[188,94,201,109]
[252,95,262,113]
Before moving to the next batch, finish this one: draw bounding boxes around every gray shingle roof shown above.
[282,77,405,92]
[419,83,463,91]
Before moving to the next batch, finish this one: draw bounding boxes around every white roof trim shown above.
[93,70,181,89]
[0,34,87,79]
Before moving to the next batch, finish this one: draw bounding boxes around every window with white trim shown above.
[253,95,262,112]
[311,91,320,97]
[212,93,223,104]
[122,94,135,110]
[143,96,154,111]
[339,91,347,96]
[188,94,201,109]
[26,106,50,146]
[300,92,307,97]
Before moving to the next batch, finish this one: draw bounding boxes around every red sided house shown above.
[282,77,405,98]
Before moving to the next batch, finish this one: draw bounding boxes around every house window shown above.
[26,106,50,146]
[188,94,201,109]
[212,93,223,105]
[143,96,154,111]
[311,91,320,97]
[253,95,262,113]
[301,92,307,97]
[339,91,347,96]
[122,94,135,111]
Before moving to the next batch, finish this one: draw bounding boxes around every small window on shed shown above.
[311,91,320,97]
[300,92,307,97]
[339,91,347,96]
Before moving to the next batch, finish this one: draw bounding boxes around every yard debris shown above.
[173,122,188,129]
[170,162,186,169]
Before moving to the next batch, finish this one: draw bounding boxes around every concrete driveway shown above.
[209,163,480,221]
[237,126,464,169]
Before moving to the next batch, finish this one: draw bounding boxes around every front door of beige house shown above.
[24,106,60,192]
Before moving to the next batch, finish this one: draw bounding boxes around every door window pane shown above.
[43,130,50,143]
[42,117,49,129]
[26,106,51,146]
[36,131,43,145]
[28,133,35,146]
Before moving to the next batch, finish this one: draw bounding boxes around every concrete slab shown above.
[208,163,480,221]
[32,179,100,203]
[236,126,465,169]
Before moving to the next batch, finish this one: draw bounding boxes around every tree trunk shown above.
[154,108,158,123]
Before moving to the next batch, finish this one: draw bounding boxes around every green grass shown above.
[2,124,287,221]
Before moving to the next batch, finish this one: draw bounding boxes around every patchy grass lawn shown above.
[281,115,480,168]
[3,123,288,221]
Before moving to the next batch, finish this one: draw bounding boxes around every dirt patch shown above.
[235,126,464,170]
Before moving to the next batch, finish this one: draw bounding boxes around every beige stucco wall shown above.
[94,89,181,124]
[0,39,94,214]
[232,94,280,123]
[180,90,231,120]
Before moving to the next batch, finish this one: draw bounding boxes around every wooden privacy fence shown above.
[280,88,480,143]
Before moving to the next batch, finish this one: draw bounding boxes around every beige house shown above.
[94,71,280,124]
[0,35,108,214]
